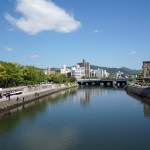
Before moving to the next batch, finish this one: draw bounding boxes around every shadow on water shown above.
[126,91,150,118]
[0,88,78,135]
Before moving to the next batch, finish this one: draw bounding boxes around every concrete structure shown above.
[71,65,85,79]
[90,69,96,77]
[142,61,150,82]
[44,66,51,75]
[54,65,71,78]
[77,78,128,86]
[50,70,55,74]
[103,70,109,78]
[55,68,61,74]
[0,83,79,114]
[125,86,150,100]
[77,59,90,78]
[60,65,71,74]
[116,71,124,78]
[47,66,50,74]
[90,68,109,78]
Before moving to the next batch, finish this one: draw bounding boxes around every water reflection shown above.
[1,86,150,150]
[0,88,78,135]
[126,91,150,117]
[74,85,119,106]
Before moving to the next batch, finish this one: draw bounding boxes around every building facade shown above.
[77,59,90,78]
[116,71,124,78]
[142,61,150,82]
[90,68,109,78]
[71,65,85,79]
[60,65,71,74]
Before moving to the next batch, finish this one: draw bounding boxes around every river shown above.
[0,85,150,150]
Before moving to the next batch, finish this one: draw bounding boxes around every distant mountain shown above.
[90,65,141,74]
[50,65,142,75]
[120,67,142,73]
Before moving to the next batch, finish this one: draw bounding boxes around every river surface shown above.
[0,85,150,150]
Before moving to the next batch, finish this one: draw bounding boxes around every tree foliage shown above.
[47,74,76,83]
[0,60,76,88]
[0,60,46,87]
[47,73,67,84]
[138,71,143,78]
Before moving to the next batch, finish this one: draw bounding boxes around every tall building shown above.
[143,61,150,78]
[142,61,150,82]
[47,66,50,74]
[77,59,90,78]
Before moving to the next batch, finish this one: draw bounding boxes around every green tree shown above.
[138,72,143,78]
[67,76,77,82]
[21,66,46,85]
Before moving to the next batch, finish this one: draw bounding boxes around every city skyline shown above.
[0,0,150,70]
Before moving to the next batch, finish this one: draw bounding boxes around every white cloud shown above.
[130,51,136,55]
[5,46,13,51]
[93,30,99,33]
[4,0,81,35]
[91,30,103,33]
[30,55,39,58]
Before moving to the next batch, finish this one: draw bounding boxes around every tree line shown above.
[0,61,76,88]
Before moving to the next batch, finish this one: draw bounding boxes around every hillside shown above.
[91,65,142,74]
[51,65,141,75]
[90,65,141,74]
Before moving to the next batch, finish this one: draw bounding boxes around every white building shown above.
[91,68,109,78]
[116,71,124,78]
[71,65,85,79]
[90,69,96,77]
[60,65,70,74]
[103,70,109,78]
[96,68,104,78]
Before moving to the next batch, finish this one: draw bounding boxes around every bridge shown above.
[77,79,129,86]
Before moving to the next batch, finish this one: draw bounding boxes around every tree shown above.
[21,66,46,85]
[0,64,7,86]
[67,76,77,82]
[81,76,86,79]
[138,72,143,78]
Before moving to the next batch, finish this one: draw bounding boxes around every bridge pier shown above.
[77,79,128,86]
[88,82,92,85]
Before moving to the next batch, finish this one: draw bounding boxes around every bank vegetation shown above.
[0,61,76,88]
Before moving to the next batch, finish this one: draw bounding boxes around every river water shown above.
[0,85,150,150]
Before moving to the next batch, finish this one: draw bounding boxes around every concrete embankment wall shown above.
[0,83,78,113]
[125,86,150,100]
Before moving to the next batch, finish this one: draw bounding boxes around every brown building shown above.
[142,61,150,82]
[50,71,55,74]
[77,59,90,78]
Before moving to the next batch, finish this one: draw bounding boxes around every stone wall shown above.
[0,83,78,113]
[125,86,150,100]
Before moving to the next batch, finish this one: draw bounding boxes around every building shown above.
[71,65,85,79]
[77,59,90,78]
[44,66,51,75]
[60,65,71,74]
[116,71,124,78]
[90,68,109,78]
[90,69,96,77]
[47,66,50,74]
[142,61,150,82]
[54,65,71,77]
[55,69,61,74]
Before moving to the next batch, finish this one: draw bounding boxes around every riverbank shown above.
[0,83,79,113]
[125,85,150,101]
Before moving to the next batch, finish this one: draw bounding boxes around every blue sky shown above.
[0,0,150,70]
